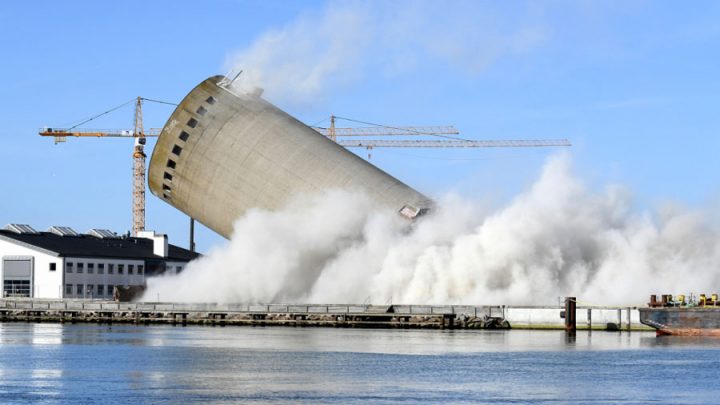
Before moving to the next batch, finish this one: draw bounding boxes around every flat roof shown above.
[0,230,199,262]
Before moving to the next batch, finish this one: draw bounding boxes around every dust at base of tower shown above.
[148,76,433,239]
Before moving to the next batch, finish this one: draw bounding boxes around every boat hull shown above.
[639,307,720,336]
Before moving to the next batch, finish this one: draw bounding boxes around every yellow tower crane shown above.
[312,115,571,159]
[38,97,163,236]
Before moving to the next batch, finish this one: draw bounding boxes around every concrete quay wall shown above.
[0,299,651,331]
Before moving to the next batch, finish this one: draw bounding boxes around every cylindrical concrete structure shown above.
[149,76,432,239]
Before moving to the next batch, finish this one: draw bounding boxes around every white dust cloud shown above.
[223,1,547,104]
[144,154,720,305]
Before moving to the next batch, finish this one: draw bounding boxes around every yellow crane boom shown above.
[311,115,571,156]
[39,128,161,144]
[38,97,157,236]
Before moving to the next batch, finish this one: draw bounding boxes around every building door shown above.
[2,258,33,298]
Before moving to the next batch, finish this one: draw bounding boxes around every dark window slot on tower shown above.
[206,96,216,105]
[167,159,176,169]
[172,145,182,156]
[162,184,171,192]
[196,106,207,116]
[187,118,198,128]
[179,131,190,141]
[164,172,173,181]
[163,193,171,200]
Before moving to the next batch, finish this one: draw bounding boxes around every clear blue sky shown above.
[1,1,718,252]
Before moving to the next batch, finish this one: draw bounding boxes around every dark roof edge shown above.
[58,254,195,261]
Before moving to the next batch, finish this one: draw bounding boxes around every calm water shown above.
[1,324,719,404]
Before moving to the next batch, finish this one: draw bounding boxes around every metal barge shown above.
[639,294,720,336]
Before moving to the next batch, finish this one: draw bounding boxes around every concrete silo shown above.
[148,76,432,239]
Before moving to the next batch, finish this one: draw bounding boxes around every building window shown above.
[98,285,105,296]
[76,284,83,296]
[206,96,216,105]
[108,264,114,274]
[87,284,94,298]
[138,265,144,275]
[98,263,104,274]
[108,285,114,296]
[171,145,182,156]
[88,263,95,274]
[128,264,134,275]
[3,280,30,297]
[66,262,73,273]
[167,159,176,169]
[65,284,73,296]
[77,263,84,274]
[187,118,198,128]
[164,172,173,181]
[196,106,207,116]
[179,131,189,142]
[118,264,124,274]
[49,263,56,271]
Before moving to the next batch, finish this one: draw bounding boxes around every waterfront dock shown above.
[0,298,652,331]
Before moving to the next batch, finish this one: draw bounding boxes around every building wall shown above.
[0,238,169,299]
[0,238,62,299]
[164,261,187,275]
[148,76,432,239]
[63,257,145,299]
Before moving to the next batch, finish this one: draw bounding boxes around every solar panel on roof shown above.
[48,226,80,237]
[88,229,118,239]
[4,224,39,234]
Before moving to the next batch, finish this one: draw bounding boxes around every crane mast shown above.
[132,97,146,236]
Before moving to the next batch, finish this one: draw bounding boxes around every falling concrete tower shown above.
[148,76,432,239]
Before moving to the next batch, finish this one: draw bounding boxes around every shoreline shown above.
[0,298,653,331]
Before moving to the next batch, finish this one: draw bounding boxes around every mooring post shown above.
[626,307,631,331]
[565,297,576,334]
[587,308,592,331]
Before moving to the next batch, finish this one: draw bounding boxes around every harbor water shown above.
[1,324,719,404]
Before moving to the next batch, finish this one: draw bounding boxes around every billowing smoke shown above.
[144,154,720,305]
[223,1,547,104]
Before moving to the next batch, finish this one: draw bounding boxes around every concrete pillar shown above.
[565,297,576,334]
[626,307,632,331]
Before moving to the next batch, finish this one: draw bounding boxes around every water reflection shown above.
[0,324,719,404]
[3,324,720,353]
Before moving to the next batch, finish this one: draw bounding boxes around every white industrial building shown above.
[0,224,199,299]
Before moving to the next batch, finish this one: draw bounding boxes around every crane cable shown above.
[66,97,178,131]
[332,115,471,142]
[141,97,178,106]
[67,98,136,130]
[308,116,330,128]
